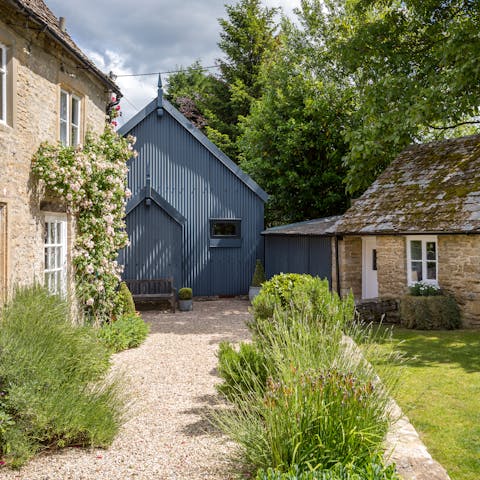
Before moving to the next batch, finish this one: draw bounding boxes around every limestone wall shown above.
[438,235,480,327]
[377,236,408,298]
[338,236,362,298]
[0,4,110,299]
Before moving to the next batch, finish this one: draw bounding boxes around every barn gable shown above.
[118,93,267,296]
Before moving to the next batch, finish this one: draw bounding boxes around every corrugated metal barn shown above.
[118,87,268,296]
[262,216,342,287]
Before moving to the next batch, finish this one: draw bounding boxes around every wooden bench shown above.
[124,278,176,313]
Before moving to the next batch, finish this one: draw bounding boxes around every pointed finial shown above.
[157,74,164,116]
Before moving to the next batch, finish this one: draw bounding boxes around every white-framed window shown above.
[0,43,7,124]
[60,90,81,146]
[406,235,438,285]
[44,214,67,296]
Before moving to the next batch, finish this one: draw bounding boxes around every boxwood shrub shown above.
[399,295,461,330]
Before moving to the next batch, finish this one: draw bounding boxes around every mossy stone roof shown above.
[10,0,120,93]
[337,134,480,235]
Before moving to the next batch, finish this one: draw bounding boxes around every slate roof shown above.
[262,216,342,236]
[336,134,480,235]
[7,0,120,93]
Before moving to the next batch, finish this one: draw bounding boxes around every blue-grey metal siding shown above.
[123,202,183,289]
[124,108,265,296]
[265,235,332,284]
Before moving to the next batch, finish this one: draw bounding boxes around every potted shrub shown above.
[249,259,265,303]
[400,281,461,329]
[178,287,193,312]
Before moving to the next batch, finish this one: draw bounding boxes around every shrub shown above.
[216,341,269,402]
[117,281,136,316]
[178,287,193,300]
[250,274,355,342]
[256,458,399,479]
[408,282,441,297]
[399,295,461,330]
[98,314,150,353]
[214,307,394,474]
[0,286,125,467]
[252,260,266,287]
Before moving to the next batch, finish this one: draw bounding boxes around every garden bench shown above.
[124,278,176,313]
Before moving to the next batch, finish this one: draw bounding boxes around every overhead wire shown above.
[114,65,220,78]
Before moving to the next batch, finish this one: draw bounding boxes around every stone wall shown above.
[438,235,480,327]
[0,3,110,300]
[377,236,408,298]
[338,236,362,298]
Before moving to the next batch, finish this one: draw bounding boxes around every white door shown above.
[362,236,378,299]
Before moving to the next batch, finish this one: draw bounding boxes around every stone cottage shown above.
[0,0,120,299]
[336,134,480,326]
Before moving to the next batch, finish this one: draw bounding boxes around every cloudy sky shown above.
[46,0,301,124]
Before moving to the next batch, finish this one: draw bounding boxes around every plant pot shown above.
[249,286,261,303]
[179,299,193,312]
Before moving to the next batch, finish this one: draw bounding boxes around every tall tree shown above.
[239,22,352,225]
[167,0,278,162]
[299,0,480,194]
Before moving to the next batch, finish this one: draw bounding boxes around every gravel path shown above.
[0,298,252,480]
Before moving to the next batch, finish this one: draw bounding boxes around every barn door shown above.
[362,236,378,299]
[123,202,183,290]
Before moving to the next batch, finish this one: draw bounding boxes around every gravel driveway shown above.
[0,298,252,480]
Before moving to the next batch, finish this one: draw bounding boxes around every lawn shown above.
[371,327,480,480]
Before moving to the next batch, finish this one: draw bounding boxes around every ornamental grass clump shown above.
[0,286,126,467]
[215,274,399,477]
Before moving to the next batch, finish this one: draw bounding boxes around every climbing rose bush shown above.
[32,125,136,323]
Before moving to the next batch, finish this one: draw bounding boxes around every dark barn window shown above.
[210,219,241,238]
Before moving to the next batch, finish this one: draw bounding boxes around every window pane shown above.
[0,47,3,67]
[60,91,68,121]
[60,120,68,145]
[50,247,56,269]
[426,242,436,261]
[56,271,62,293]
[56,247,62,268]
[411,261,423,282]
[211,220,240,237]
[410,240,422,260]
[71,125,79,146]
[372,249,377,271]
[50,223,55,245]
[56,222,62,244]
[427,261,437,280]
[71,97,79,125]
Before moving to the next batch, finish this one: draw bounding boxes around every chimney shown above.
[59,17,66,32]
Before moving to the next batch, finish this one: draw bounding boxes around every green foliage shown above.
[250,274,355,339]
[408,282,441,297]
[178,287,193,300]
[399,295,461,330]
[118,281,137,316]
[215,274,398,475]
[0,286,125,467]
[256,457,399,479]
[216,341,268,401]
[32,126,135,323]
[167,0,278,163]
[251,259,266,287]
[298,0,480,194]
[98,314,150,353]
[239,23,351,224]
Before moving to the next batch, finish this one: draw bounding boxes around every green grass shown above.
[371,327,480,480]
